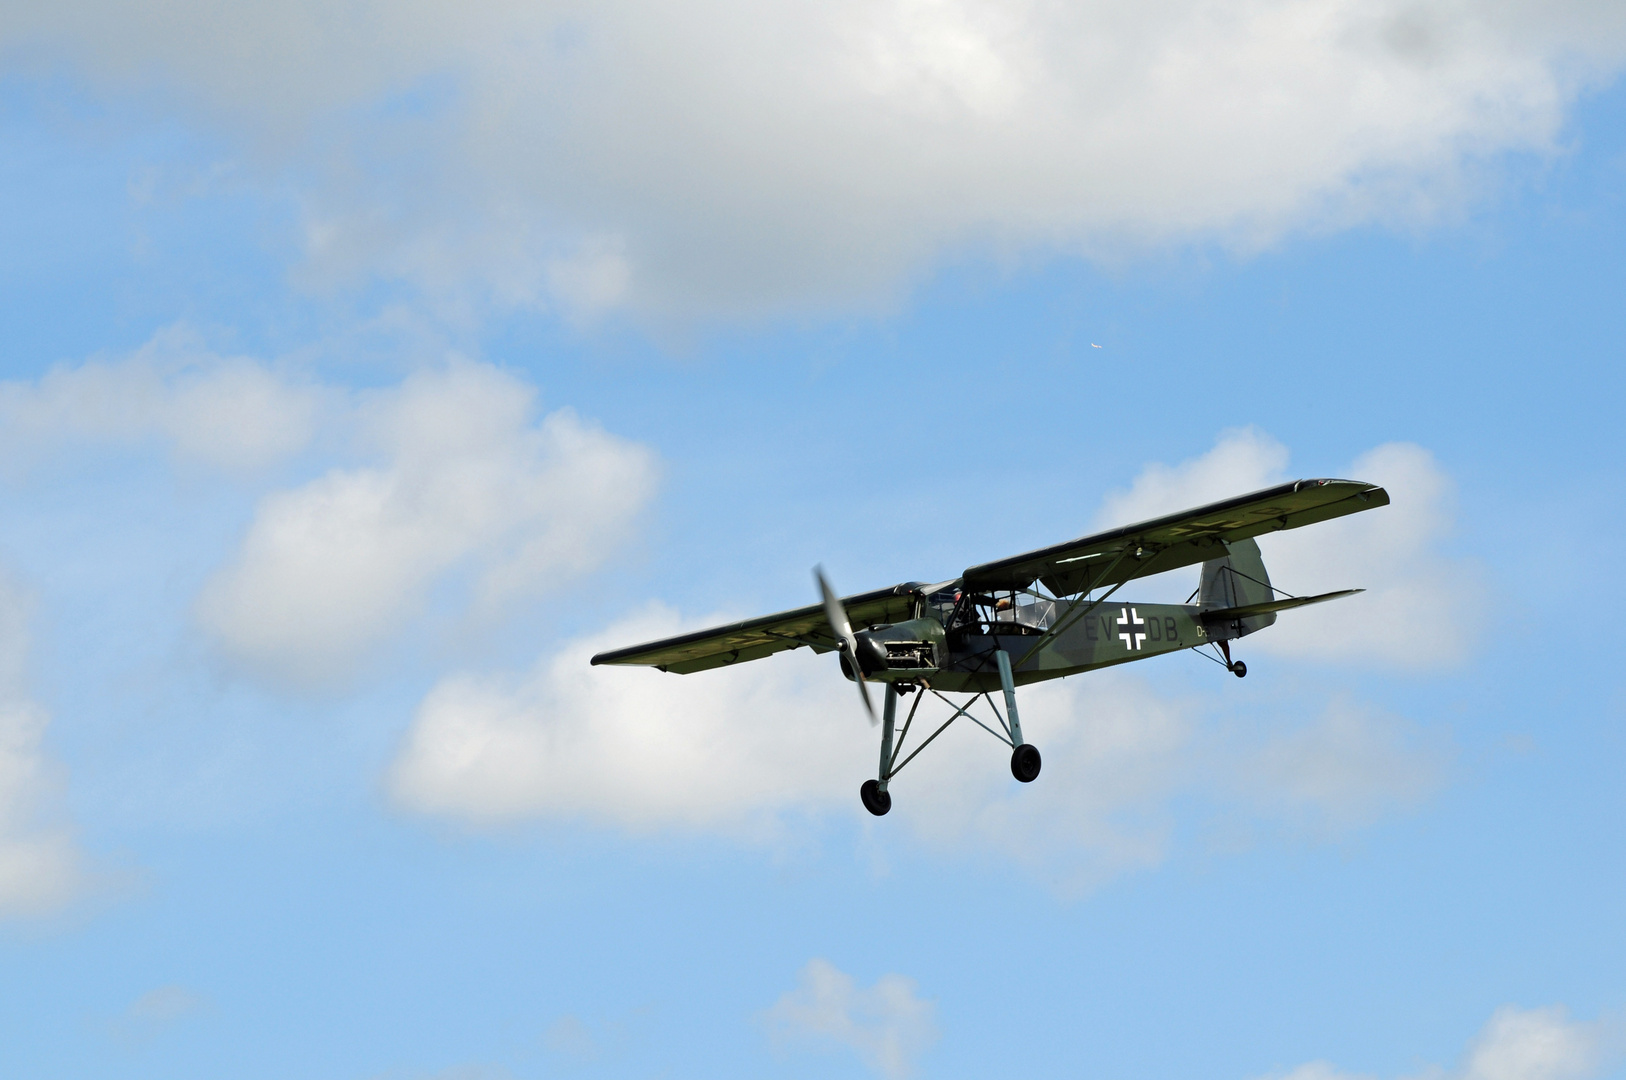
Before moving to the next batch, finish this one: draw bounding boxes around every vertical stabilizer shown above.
[1199,537,1277,638]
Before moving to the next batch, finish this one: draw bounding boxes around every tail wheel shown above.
[1231,661,1247,678]
[1010,743,1042,783]
[860,779,892,816]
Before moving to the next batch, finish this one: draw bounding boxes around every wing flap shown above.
[963,479,1389,595]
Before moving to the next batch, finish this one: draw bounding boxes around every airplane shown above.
[591,478,1389,817]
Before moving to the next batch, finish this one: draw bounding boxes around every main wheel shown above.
[860,779,892,816]
[1231,661,1247,678]
[1010,743,1042,783]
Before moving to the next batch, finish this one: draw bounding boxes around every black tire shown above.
[1231,661,1247,678]
[860,779,892,816]
[1010,743,1042,783]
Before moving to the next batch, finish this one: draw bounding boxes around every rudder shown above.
[1199,537,1277,638]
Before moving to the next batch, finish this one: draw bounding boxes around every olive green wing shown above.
[962,478,1389,596]
[589,583,923,674]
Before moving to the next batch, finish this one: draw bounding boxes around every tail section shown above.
[1199,537,1277,639]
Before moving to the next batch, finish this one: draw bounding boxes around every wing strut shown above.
[1008,545,1137,670]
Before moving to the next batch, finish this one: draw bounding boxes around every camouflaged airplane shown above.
[592,478,1390,817]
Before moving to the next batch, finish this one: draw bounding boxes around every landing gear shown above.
[861,651,1044,813]
[1231,660,1247,678]
[861,683,899,816]
[1010,743,1042,783]
[998,650,1041,782]
[1218,640,1247,678]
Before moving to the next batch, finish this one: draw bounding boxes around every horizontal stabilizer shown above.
[1201,588,1362,623]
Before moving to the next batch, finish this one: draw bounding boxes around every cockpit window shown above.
[925,588,960,627]
[937,590,1055,634]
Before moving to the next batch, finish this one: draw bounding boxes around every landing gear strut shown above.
[1218,640,1248,678]
[858,651,1045,814]
[997,649,1041,782]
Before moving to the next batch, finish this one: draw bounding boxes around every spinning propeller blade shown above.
[815,566,876,724]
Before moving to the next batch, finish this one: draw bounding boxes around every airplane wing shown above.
[962,478,1388,596]
[589,583,923,673]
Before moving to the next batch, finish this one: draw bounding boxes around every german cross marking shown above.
[1117,606,1146,650]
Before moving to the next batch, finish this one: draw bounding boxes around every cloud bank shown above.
[388,604,867,832]
[0,573,85,917]
[1262,1003,1614,1080]
[765,958,938,1080]
[198,361,657,687]
[389,609,1447,887]
[0,326,327,474]
[6,1,1625,316]
[0,334,659,690]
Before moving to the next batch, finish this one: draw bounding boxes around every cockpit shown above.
[921,583,1057,637]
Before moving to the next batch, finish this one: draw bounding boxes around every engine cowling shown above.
[837,618,946,682]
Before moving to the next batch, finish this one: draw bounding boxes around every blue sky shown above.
[1,4,1624,1078]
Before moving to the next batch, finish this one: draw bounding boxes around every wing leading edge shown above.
[588,583,924,674]
[961,478,1388,595]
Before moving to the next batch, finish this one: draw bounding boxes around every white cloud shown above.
[891,677,1448,890]
[197,361,657,688]
[891,673,1195,889]
[1461,1006,1606,1080]
[122,984,204,1024]
[389,600,1200,880]
[1255,1060,1372,1080]
[388,604,866,832]
[5,1,1625,316]
[0,572,86,917]
[1267,1066,1374,1080]
[1257,1004,1613,1080]
[1094,429,1484,668]
[1094,426,1290,529]
[389,602,1445,890]
[542,1015,599,1060]
[0,325,326,473]
[545,236,633,323]
[1229,695,1448,833]
[764,958,938,1080]
[1258,442,1484,668]
[0,337,656,690]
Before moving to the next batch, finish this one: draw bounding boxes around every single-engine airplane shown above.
[592,478,1389,817]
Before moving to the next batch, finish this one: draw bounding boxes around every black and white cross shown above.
[1117,606,1146,650]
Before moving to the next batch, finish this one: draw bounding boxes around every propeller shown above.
[815,566,876,725]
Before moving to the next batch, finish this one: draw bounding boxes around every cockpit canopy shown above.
[921,582,1057,636]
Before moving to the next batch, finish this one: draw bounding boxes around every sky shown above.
[1,2,1625,1077]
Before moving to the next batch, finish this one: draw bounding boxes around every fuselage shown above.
[933,601,1209,693]
[844,583,1227,694]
